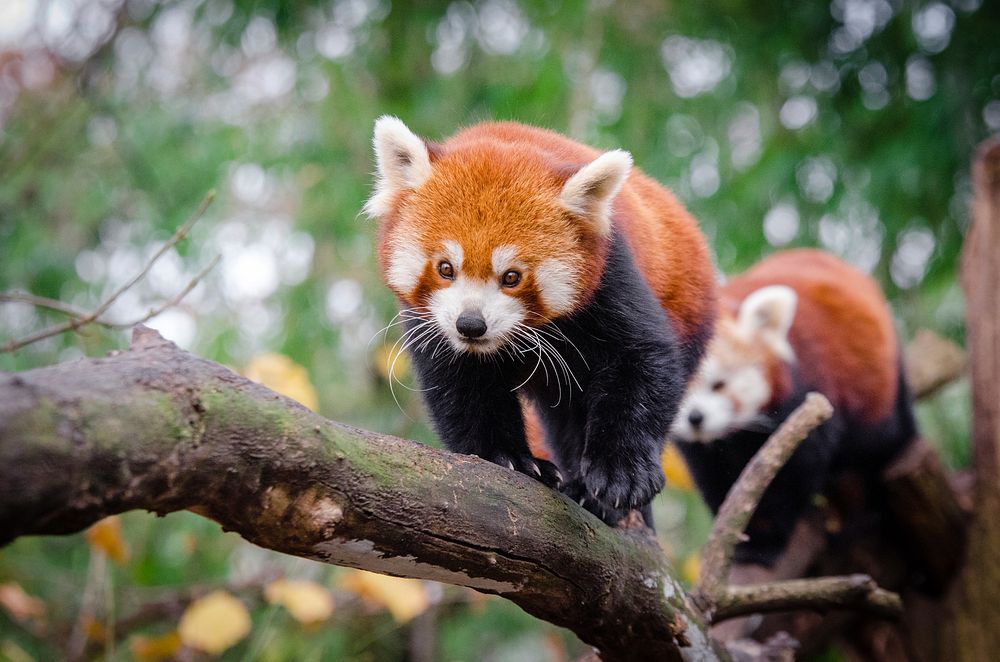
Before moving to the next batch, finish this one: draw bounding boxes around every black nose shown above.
[688,410,704,428]
[456,311,487,338]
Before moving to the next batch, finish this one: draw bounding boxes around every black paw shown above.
[561,478,632,525]
[485,451,563,489]
[579,450,665,512]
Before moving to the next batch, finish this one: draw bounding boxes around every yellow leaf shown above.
[244,353,319,411]
[1,639,35,662]
[661,444,695,492]
[86,516,130,565]
[264,579,334,625]
[682,553,701,585]
[339,570,429,623]
[0,583,45,625]
[178,590,251,655]
[81,614,107,644]
[130,631,182,662]
[374,344,410,383]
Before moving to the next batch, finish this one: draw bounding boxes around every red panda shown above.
[365,117,716,523]
[671,249,916,564]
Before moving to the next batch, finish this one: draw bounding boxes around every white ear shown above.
[738,285,797,362]
[559,149,632,236]
[363,116,433,218]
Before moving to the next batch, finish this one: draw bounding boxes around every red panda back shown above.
[720,249,898,424]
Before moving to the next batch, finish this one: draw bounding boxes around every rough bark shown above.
[938,136,1000,661]
[711,575,901,622]
[881,437,967,595]
[0,326,720,662]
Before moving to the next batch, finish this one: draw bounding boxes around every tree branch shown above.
[696,393,835,603]
[0,327,720,662]
[710,575,902,622]
[904,329,966,400]
[691,392,902,624]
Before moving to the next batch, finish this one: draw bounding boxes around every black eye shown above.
[438,261,454,279]
[501,270,521,287]
[711,380,726,392]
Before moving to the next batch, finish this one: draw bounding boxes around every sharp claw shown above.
[614,497,621,509]
[578,498,586,507]
[531,462,542,477]
[506,460,515,471]
[555,469,564,483]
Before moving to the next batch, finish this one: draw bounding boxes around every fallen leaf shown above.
[339,570,429,623]
[244,353,319,411]
[374,343,411,383]
[130,631,182,661]
[177,590,251,655]
[682,553,701,585]
[0,583,45,625]
[81,614,107,644]
[86,516,130,565]
[662,444,695,492]
[265,579,334,625]
[1,639,35,662]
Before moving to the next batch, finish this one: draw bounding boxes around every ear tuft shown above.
[738,285,798,362]
[363,116,433,218]
[559,149,632,236]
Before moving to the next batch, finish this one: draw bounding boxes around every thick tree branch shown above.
[0,327,719,662]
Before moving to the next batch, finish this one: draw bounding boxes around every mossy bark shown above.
[0,326,722,662]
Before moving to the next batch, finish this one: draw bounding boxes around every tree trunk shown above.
[934,136,1000,661]
[0,326,722,662]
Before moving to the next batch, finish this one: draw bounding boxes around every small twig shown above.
[710,575,903,622]
[696,392,834,604]
[1,192,215,353]
[0,292,92,319]
[115,254,221,329]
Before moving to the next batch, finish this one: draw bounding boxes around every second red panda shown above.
[671,249,917,564]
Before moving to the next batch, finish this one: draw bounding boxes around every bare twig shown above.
[0,292,91,319]
[1,192,216,353]
[119,254,221,328]
[710,575,903,622]
[696,392,835,604]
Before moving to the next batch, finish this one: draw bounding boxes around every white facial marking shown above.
[534,258,578,315]
[559,149,632,236]
[441,240,464,270]
[386,237,427,295]
[428,275,526,354]
[491,245,521,276]
[364,116,433,218]
[671,357,771,443]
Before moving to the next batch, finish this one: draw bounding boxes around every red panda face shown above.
[672,286,797,443]
[366,117,630,356]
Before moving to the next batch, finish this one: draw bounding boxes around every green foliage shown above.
[0,0,996,658]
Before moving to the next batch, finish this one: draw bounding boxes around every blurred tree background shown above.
[0,0,996,659]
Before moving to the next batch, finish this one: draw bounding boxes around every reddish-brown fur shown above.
[720,249,898,423]
[377,122,717,345]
